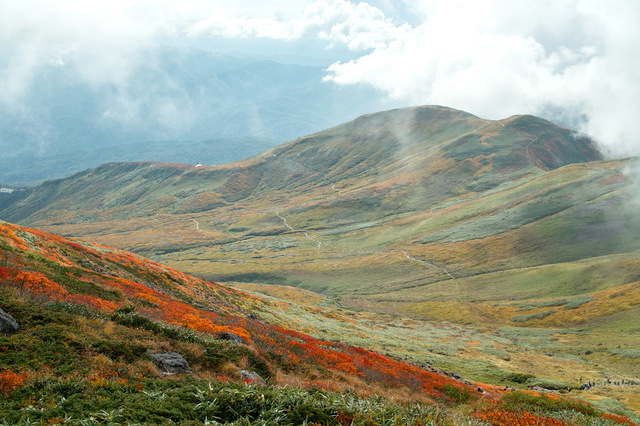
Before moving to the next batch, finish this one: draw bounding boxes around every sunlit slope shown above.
[0,105,601,231]
[0,220,475,397]
[0,104,627,317]
[3,220,639,423]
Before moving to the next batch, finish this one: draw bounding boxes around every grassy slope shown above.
[5,221,637,424]
[1,105,639,417]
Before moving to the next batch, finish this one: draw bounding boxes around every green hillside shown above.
[1,105,639,418]
[5,221,637,424]
[0,105,623,305]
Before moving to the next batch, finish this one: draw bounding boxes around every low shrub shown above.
[111,307,203,343]
[91,339,147,363]
[511,309,558,323]
[0,370,25,396]
[441,383,477,403]
[504,372,535,384]
[0,378,450,425]
[500,391,599,417]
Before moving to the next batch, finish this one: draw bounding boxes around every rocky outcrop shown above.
[0,308,19,334]
[240,370,266,386]
[147,351,193,375]
[218,331,243,344]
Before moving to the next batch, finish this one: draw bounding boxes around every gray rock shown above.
[0,308,19,335]
[240,370,266,386]
[147,351,193,375]
[218,331,243,344]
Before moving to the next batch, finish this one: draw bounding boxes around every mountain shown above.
[2,105,640,416]
[0,137,277,187]
[5,220,635,424]
[2,106,633,306]
[0,105,612,267]
[0,46,398,186]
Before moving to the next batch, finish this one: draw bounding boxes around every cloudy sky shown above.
[1,0,639,157]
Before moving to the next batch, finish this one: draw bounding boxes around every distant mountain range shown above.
[0,46,398,186]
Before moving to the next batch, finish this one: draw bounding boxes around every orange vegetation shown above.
[0,220,474,398]
[0,370,26,396]
[2,219,632,426]
[475,409,569,426]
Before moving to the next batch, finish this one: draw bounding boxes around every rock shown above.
[78,259,112,276]
[218,331,244,344]
[240,370,266,386]
[147,351,193,375]
[0,308,19,334]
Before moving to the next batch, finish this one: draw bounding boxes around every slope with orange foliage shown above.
[1,219,637,425]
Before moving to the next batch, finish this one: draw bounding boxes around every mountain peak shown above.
[0,105,604,225]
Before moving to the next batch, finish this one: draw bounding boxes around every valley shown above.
[1,105,639,421]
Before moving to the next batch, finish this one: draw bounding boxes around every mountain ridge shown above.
[2,105,640,418]
[0,105,602,222]
[0,46,400,186]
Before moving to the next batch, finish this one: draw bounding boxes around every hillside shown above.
[0,106,603,224]
[1,106,636,324]
[0,105,620,294]
[5,220,638,424]
[1,105,640,417]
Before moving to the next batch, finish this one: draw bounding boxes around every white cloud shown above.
[292,0,401,50]
[186,0,401,51]
[0,0,162,103]
[1,0,638,157]
[185,0,640,156]
[187,12,290,39]
[323,0,640,157]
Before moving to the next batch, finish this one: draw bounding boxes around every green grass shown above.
[0,377,463,425]
[510,309,558,323]
[354,254,637,309]
[609,348,640,359]
[499,391,599,417]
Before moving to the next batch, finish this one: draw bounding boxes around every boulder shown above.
[0,308,19,334]
[218,331,244,344]
[240,370,266,386]
[147,351,193,375]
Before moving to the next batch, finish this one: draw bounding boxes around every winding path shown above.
[268,132,473,271]
[525,136,541,169]
[277,210,322,251]
[276,210,295,232]
[402,250,455,279]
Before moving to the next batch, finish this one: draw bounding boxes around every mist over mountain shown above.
[2,1,640,422]
[2,104,640,418]
[0,46,398,186]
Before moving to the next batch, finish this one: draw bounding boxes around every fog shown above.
[1,0,638,172]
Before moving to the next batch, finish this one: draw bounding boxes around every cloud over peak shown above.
[1,0,639,156]
[321,0,640,157]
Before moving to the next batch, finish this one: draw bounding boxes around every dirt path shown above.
[277,210,322,251]
[270,132,478,268]
[402,250,455,279]
[191,219,200,231]
[525,136,542,169]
